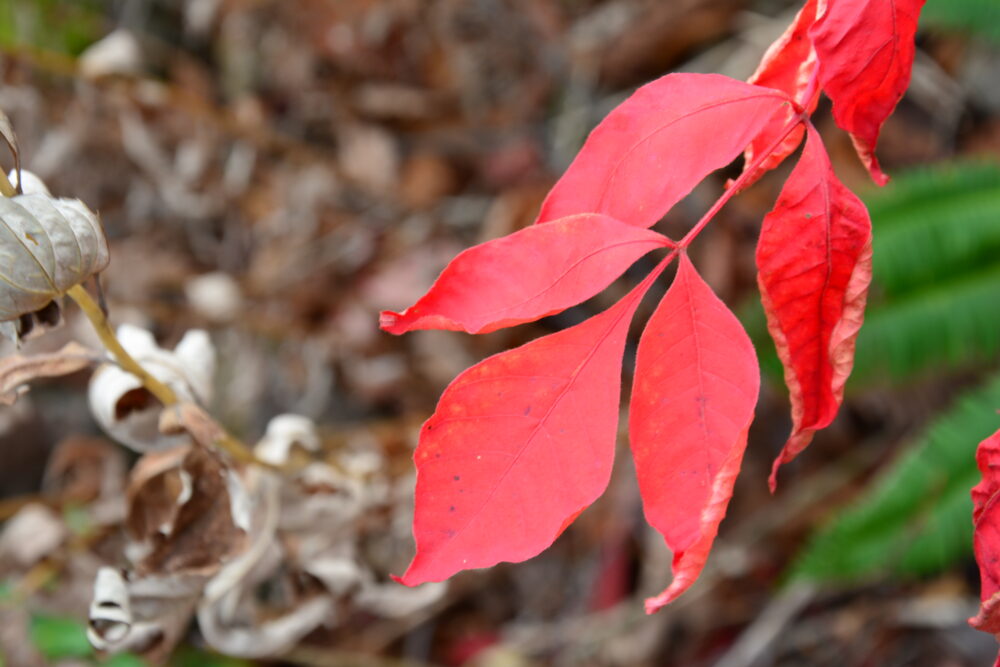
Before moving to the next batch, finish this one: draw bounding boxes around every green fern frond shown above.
[921,0,1000,43]
[852,263,1000,384]
[869,167,1000,299]
[863,161,1000,224]
[789,371,1000,582]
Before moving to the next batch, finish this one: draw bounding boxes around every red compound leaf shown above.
[380,213,670,335]
[630,254,759,612]
[809,0,926,185]
[535,73,789,228]
[757,124,872,490]
[396,257,671,585]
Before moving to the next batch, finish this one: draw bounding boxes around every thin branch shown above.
[678,115,805,249]
[66,284,179,407]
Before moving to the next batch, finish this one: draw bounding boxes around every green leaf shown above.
[852,263,1000,384]
[103,654,148,667]
[790,371,1000,582]
[0,0,106,55]
[867,162,1000,300]
[169,645,254,667]
[29,614,92,660]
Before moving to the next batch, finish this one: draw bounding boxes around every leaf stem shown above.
[66,284,179,407]
[799,67,821,117]
[678,116,806,250]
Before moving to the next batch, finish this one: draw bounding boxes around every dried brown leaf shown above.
[125,445,192,547]
[43,436,127,507]
[89,326,215,452]
[0,193,109,321]
[88,568,203,664]
[0,341,97,405]
[130,447,247,576]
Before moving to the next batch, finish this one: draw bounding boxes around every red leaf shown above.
[535,74,790,229]
[380,214,670,335]
[732,0,820,190]
[971,429,1000,642]
[809,0,925,185]
[630,253,759,613]
[396,257,671,585]
[757,125,872,491]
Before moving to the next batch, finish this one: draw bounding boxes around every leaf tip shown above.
[865,156,890,186]
[642,582,683,615]
[378,310,404,334]
[871,170,890,187]
[392,567,427,588]
[767,463,780,494]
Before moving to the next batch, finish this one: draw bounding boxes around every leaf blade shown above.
[0,341,97,405]
[398,257,671,585]
[630,254,759,613]
[809,0,926,185]
[0,193,109,322]
[757,125,872,490]
[535,73,789,228]
[380,214,670,335]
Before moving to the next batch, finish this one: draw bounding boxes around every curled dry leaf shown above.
[197,469,337,658]
[253,413,320,466]
[88,568,204,662]
[0,321,16,344]
[0,188,109,321]
[88,567,132,648]
[124,444,193,559]
[91,415,444,660]
[88,325,215,451]
[198,595,334,658]
[0,341,97,405]
[125,444,247,577]
[94,444,249,660]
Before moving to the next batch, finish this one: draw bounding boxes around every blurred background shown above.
[0,0,999,665]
